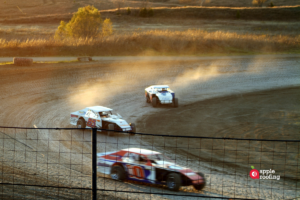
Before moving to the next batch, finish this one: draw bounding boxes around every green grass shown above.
[0,62,13,65]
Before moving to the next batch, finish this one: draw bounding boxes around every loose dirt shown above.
[0,55,299,199]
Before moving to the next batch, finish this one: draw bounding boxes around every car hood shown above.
[104,117,131,128]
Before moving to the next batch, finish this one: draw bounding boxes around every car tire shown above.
[129,123,136,135]
[108,124,114,135]
[152,97,157,107]
[110,165,126,181]
[173,98,178,108]
[77,118,86,129]
[166,173,181,191]
[193,172,206,190]
[146,95,150,103]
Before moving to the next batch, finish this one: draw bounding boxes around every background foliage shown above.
[55,5,112,39]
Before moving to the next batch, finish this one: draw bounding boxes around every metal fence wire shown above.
[0,126,299,200]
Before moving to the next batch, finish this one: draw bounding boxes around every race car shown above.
[145,85,178,108]
[97,148,205,191]
[70,106,136,134]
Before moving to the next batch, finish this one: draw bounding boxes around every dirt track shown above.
[0,55,299,199]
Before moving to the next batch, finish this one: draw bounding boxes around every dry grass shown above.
[0,27,55,40]
[0,29,299,56]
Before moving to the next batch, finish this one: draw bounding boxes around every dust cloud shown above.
[67,56,284,111]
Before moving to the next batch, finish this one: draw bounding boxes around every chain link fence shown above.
[0,126,299,199]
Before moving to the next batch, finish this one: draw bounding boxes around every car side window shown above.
[85,110,91,117]
[86,110,99,119]
[128,153,147,164]
[139,155,147,164]
[129,153,138,161]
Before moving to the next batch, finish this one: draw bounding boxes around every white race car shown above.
[145,85,178,107]
[70,106,136,134]
[97,148,206,191]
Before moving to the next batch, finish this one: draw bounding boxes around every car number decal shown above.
[126,164,145,180]
[87,118,96,127]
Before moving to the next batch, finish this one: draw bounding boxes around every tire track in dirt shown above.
[0,55,299,199]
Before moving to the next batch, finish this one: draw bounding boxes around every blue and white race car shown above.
[97,148,205,191]
[145,85,178,107]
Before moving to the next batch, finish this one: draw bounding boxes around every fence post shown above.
[91,128,97,200]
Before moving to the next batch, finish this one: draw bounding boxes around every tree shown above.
[55,5,104,39]
[252,0,266,7]
[102,18,113,36]
[55,21,68,39]
[127,7,131,15]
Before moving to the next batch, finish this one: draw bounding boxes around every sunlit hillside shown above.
[0,0,299,19]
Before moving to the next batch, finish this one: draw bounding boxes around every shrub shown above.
[55,21,68,40]
[139,8,148,17]
[148,8,154,17]
[139,8,154,17]
[102,18,113,36]
[127,7,131,15]
[269,2,274,7]
[54,5,103,39]
[252,0,266,7]
[236,10,240,19]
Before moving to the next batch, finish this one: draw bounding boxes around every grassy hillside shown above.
[150,6,300,21]
[0,0,299,20]
[1,6,300,25]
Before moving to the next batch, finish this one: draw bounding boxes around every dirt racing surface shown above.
[139,87,300,140]
[0,55,299,199]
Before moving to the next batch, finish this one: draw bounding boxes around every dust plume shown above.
[158,56,279,102]
[67,56,281,111]
[66,63,155,110]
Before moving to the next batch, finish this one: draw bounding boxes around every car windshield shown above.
[147,153,172,162]
[158,90,168,93]
[156,88,169,93]
[99,111,112,117]
[99,111,122,118]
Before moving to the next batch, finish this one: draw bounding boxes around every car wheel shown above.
[77,118,86,129]
[166,173,181,191]
[110,165,126,181]
[129,123,136,135]
[152,97,157,107]
[146,95,150,103]
[173,98,178,108]
[193,172,206,190]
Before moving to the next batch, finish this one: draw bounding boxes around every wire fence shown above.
[0,126,299,200]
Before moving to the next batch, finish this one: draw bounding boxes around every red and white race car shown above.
[97,148,206,191]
